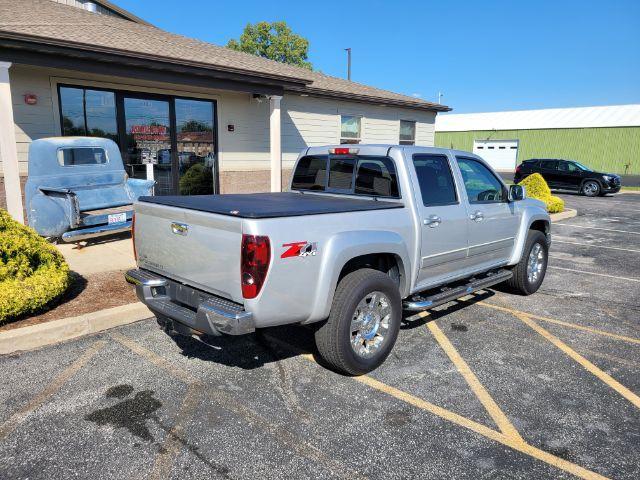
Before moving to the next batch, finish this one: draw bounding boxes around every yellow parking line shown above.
[427,322,524,443]
[478,302,640,345]
[264,335,608,480]
[514,313,640,409]
[0,340,106,441]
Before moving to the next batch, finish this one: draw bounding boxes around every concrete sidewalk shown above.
[56,234,136,276]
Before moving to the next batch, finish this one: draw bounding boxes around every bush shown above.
[517,173,564,214]
[179,163,214,195]
[0,209,70,323]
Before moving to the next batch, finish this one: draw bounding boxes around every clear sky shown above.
[117,0,640,113]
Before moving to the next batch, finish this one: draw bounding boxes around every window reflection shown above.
[60,87,117,142]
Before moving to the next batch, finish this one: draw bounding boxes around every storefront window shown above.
[59,86,117,142]
[58,85,217,196]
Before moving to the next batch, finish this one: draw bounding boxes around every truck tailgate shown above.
[134,201,244,303]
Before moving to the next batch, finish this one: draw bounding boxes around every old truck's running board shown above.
[403,269,513,311]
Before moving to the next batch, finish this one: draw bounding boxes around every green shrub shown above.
[517,173,564,214]
[547,195,565,214]
[0,209,70,323]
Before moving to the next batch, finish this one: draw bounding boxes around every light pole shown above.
[344,48,351,81]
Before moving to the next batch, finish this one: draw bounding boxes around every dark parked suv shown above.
[514,159,622,196]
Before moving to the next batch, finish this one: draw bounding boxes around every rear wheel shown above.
[581,180,600,197]
[315,268,401,375]
[505,230,548,295]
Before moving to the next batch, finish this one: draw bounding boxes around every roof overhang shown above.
[0,33,312,95]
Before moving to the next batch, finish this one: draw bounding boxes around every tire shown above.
[581,180,601,197]
[505,230,548,295]
[314,268,401,376]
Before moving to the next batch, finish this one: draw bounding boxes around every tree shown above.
[227,21,312,70]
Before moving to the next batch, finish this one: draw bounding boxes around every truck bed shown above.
[138,192,403,219]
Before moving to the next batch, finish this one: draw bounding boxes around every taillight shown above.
[329,147,359,155]
[515,165,522,174]
[131,213,137,262]
[241,234,271,299]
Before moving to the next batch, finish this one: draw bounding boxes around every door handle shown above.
[469,211,484,222]
[424,215,442,228]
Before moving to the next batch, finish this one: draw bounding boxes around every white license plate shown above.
[108,213,127,225]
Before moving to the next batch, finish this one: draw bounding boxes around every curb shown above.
[0,302,152,355]
[550,208,577,222]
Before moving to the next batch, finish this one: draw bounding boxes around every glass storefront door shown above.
[123,97,173,196]
[175,99,216,195]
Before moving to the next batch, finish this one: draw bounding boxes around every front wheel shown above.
[581,180,600,197]
[315,268,401,375]
[505,230,548,295]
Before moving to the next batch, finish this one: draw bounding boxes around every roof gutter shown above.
[287,86,452,113]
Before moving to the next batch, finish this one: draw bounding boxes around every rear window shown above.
[57,147,108,166]
[291,155,400,198]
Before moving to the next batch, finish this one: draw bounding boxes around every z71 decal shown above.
[281,241,318,259]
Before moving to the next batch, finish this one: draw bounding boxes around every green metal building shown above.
[435,105,640,176]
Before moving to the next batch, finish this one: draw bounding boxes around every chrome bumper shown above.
[125,268,254,336]
[61,221,132,242]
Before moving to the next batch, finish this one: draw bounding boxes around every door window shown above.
[175,99,216,195]
[124,97,172,195]
[540,160,558,170]
[559,162,579,173]
[456,157,506,203]
[413,154,458,206]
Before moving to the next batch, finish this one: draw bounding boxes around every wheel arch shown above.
[303,230,411,324]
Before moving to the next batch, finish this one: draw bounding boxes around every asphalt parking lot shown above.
[1,193,639,480]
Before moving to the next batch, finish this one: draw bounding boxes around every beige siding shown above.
[2,64,437,176]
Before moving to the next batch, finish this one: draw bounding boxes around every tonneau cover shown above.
[138,192,402,219]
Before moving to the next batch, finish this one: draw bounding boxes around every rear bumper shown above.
[61,221,132,242]
[125,268,254,336]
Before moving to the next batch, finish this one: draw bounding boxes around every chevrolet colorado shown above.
[126,145,550,375]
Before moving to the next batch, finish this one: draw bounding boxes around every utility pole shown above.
[344,48,351,81]
[438,91,444,104]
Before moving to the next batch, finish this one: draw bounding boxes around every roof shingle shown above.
[0,0,449,111]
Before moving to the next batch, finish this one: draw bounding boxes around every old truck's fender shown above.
[507,199,551,266]
[27,189,79,237]
[126,178,155,200]
[305,230,411,323]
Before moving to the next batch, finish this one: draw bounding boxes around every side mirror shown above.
[509,184,526,201]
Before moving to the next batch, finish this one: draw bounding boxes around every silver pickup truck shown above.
[126,145,550,375]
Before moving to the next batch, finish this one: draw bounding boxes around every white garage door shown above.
[473,140,519,172]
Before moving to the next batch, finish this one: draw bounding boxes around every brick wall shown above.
[0,175,27,215]
[219,169,293,194]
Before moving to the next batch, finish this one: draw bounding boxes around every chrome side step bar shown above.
[404,269,513,311]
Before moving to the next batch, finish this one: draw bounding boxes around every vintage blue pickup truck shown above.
[25,137,154,242]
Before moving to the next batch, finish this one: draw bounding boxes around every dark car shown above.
[514,159,622,196]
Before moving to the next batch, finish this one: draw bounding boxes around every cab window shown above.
[456,157,506,203]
